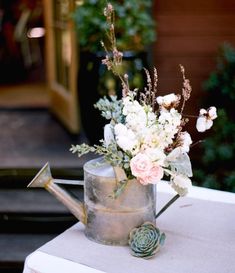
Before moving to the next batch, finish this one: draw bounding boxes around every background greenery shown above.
[73,0,156,52]
[193,43,235,193]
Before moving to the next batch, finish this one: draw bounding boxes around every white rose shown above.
[125,112,147,131]
[144,148,166,166]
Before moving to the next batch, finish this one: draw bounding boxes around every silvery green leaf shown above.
[166,148,193,177]
[112,180,128,199]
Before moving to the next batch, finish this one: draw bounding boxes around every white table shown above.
[23,183,235,273]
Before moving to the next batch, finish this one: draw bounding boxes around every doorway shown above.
[0,2,89,271]
[0,0,48,108]
[0,0,88,169]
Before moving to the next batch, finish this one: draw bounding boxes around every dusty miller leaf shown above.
[167,148,193,177]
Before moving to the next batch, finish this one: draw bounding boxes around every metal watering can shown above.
[28,157,156,245]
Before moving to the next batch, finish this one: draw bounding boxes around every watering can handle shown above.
[155,194,180,219]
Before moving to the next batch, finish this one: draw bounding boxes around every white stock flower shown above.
[146,110,156,126]
[196,107,217,132]
[114,123,138,152]
[125,112,146,131]
[140,127,160,149]
[156,108,182,149]
[123,97,147,132]
[122,96,143,116]
[104,124,114,146]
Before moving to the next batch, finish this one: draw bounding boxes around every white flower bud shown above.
[104,124,114,147]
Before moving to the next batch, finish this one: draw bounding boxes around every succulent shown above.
[128,222,165,259]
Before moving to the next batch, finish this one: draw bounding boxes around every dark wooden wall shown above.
[153,0,235,115]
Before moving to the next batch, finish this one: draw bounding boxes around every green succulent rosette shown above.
[128,222,166,259]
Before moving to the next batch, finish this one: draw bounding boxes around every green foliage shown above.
[70,141,132,176]
[94,95,123,123]
[73,0,156,52]
[194,43,235,192]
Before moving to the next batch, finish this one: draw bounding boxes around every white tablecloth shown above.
[23,183,235,273]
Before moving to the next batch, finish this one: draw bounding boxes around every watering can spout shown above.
[27,163,87,225]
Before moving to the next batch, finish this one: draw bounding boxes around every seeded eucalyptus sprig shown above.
[70,141,131,171]
[94,95,123,123]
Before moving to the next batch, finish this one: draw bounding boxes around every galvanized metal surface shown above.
[83,158,156,245]
[28,157,156,246]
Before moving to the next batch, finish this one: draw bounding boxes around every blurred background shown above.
[0,0,235,272]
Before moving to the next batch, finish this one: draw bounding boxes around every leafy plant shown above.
[193,43,235,192]
[73,0,156,52]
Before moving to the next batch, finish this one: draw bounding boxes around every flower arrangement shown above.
[70,3,217,258]
[71,3,217,198]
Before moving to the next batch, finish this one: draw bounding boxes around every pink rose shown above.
[130,153,164,185]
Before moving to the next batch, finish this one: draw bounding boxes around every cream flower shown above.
[104,124,114,146]
[156,93,179,108]
[196,107,217,132]
[178,131,192,153]
[171,174,192,196]
[114,123,138,152]
[122,96,147,132]
[208,106,217,120]
[144,148,166,166]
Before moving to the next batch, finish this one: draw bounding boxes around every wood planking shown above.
[153,0,235,106]
[155,0,235,15]
[158,15,235,36]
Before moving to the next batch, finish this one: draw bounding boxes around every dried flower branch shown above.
[143,68,153,104]
[101,4,128,97]
[180,64,192,114]
[152,67,158,110]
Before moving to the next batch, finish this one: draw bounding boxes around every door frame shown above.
[43,0,80,134]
